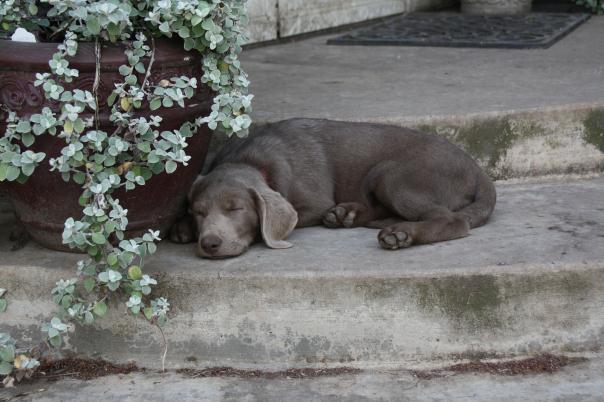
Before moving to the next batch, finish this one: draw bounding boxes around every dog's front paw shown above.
[322,202,367,228]
[378,227,413,250]
[169,217,196,244]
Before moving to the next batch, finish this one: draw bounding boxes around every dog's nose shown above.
[200,235,222,254]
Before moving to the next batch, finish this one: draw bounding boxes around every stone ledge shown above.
[1,177,603,370]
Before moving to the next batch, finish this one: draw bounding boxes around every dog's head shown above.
[187,165,298,258]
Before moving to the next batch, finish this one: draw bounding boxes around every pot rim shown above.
[0,37,198,72]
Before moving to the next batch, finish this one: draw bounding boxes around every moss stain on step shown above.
[583,109,604,153]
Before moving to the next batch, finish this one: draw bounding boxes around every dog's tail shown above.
[456,170,496,229]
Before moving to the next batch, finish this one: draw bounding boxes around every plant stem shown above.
[156,323,167,373]
[93,38,101,132]
[141,37,156,92]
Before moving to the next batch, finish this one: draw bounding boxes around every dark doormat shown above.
[327,13,590,49]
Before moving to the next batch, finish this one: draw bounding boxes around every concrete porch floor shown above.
[233,16,604,180]
[242,16,604,124]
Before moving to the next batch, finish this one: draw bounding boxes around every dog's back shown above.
[212,118,491,213]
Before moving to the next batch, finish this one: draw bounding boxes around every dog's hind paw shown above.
[322,203,367,228]
[378,228,413,250]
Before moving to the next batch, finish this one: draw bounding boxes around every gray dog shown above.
[170,118,496,258]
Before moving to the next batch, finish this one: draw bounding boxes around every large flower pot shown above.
[461,0,532,14]
[0,38,213,251]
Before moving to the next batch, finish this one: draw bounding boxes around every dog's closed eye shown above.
[225,200,245,212]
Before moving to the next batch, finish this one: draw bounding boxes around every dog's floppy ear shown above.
[250,187,298,249]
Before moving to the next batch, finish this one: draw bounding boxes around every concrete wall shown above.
[246,0,279,43]
[245,0,450,43]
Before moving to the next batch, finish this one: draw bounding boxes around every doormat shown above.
[327,13,590,49]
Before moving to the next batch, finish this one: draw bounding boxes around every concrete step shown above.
[1,354,603,401]
[236,16,604,180]
[2,176,604,370]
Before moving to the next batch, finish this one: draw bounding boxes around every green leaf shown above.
[118,65,131,76]
[125,75,137,86]
[107,92,118,106]
[147,152,159,164]
[64,120,73,134]
[83,277,96,293]
[134,62,146,74]
[73,118,85,134]
[84,311,94,324]
[0,361,13,375]
[22,132,34,147]
[159,21,170,33]
[86,19,100,35]
[93,301,107,317]
[128,265,142,280]
[47,328,59,339]
[143,307,153,320]
[0,164,8,181]
[120,97,131,111]
[137,142,151,153]
[0,345,14,362]
[107,253,118,266]
[191,15,202,26]
[201,18,217,33]
[91,232,106,245]
[183,37,195,51]
[6,166,20,181]
[165,160,177,174]
[149,98,162,111]
[178,26,190,38]
[21,164,35,177]
[107,23,120,40]
[49,335,62,348]
[73,171,86,185]
[60,295,72,309]
[0,299,6,312]
[16,120,31,133]
[140,167,153,180]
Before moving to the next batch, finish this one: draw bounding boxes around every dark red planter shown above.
[0,38,213,251]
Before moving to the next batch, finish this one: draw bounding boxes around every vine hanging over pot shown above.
[0,0,252,383]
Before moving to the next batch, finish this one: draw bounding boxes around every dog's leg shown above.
[296,197,336,227]
[322,202,382,228]
[365,161,472,249]
[169,214,197,244]
[377,208,469,250]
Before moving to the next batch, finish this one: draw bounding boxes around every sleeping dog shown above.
[170,118,496,258]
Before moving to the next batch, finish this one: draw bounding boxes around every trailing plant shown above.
[574,0,604,13]
[0,0,252,380]
[0,333,40,387]
[1,291,40,386]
